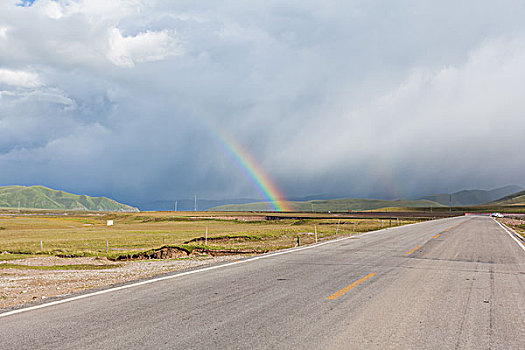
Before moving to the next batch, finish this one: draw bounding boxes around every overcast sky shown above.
[1,0,524,204]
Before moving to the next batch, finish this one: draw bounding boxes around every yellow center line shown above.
[433,234,440,238]
[326,273,376,300]
[406,245,422,255]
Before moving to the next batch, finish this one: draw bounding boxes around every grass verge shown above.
[0,253,36,261]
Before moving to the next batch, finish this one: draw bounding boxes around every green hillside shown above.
[488,190,525,205]
[421,185,523,206]
[0,185,139,212]
[208,198,444,212]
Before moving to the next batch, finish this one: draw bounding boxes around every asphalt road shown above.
[1,216,523,349]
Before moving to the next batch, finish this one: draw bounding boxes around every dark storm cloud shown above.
[1,0,524,204]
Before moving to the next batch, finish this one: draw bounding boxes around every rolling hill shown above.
[487,190,525,206]
[420,185,523,206]
[0,185,139,212]
[208,198,444,212]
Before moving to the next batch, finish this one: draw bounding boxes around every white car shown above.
[491,212,504,218]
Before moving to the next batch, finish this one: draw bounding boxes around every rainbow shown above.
[214,128,291,212]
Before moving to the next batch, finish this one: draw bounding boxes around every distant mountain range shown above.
[0,185,138,212]
[209,198,445,212]
[419,185,523,206]
[136,196,354,211]
[2,184,523,213]
[208,185,524,212]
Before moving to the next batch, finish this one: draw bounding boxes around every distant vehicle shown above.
[491,212,504,218]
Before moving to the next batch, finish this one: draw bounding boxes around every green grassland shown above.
[0,185,138,212]
[0,211,416,260]
[209,198,444,212]
[488,190,525,206]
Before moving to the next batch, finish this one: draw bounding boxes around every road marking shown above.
[406,245,422,255]
[0,224,403,319]
[494,219,525,252]
[433,234,440,238]
[0,217,461,318]
[326,273,376,300]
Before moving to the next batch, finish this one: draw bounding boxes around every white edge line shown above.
[494,219,525,252]
[0,216,460,318]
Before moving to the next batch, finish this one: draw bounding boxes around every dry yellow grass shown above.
[0,211,416,259]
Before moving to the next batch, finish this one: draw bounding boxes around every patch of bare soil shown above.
[194,216,266,222]
[185,235,261,244]
[111,246,264,260]
[0,255,243,309]
[500,218,525,238]
[501,218,525,226]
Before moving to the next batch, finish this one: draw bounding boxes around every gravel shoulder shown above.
[0,255,242,309]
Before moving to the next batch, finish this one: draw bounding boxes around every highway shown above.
[1,216,523,349]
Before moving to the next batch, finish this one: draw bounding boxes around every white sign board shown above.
[107,220,114,226]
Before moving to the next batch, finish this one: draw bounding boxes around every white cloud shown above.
[270,34,525,196]
[40,1,63,19]
[35,0,141,21]
[0,68,41,88]
[1,0,525,202]
[107,28,183,67]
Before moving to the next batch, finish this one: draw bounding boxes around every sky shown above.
[1,0,524,205]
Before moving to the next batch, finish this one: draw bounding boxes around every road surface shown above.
[0,216,523,349]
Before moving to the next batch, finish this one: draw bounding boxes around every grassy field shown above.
[0,211,416,260]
